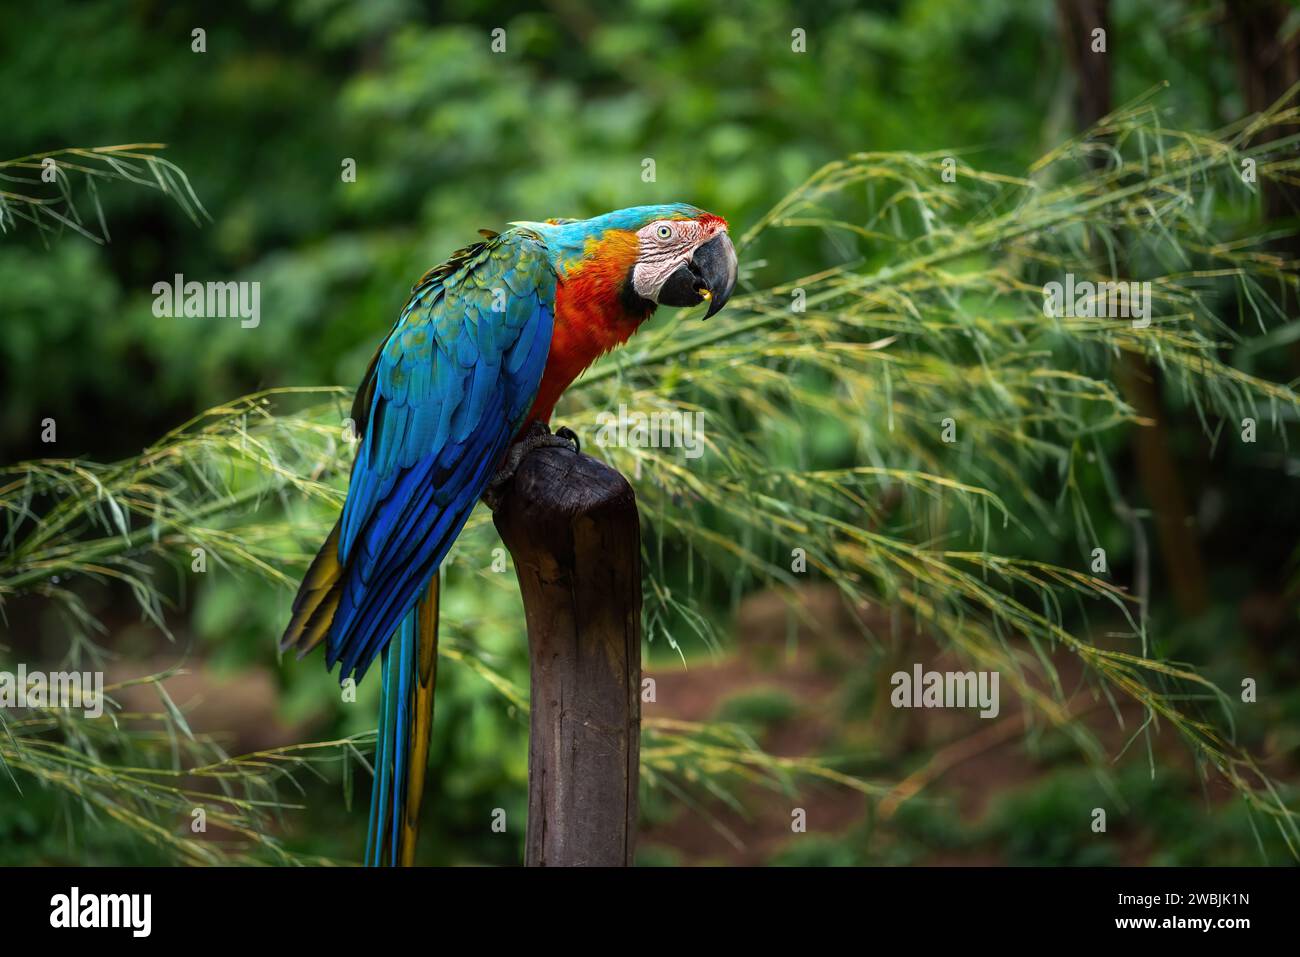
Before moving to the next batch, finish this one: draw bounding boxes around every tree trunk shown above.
[1225,0,1300,240]
[1057,0,1208,615]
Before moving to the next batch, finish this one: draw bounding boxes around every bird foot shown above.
[481,421,580,511]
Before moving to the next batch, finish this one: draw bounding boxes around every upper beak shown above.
[694,231,738,319]
[656,230,738,319]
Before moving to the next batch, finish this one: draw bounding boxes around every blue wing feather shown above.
[323,230,555,682]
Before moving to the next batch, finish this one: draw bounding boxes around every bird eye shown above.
[656,225,672,239]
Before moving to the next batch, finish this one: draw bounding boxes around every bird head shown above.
[520,204,739,320]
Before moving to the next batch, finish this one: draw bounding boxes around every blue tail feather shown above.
[364,576,439,867]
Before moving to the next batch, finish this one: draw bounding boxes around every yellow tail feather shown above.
[281,521,343,656]
[398,574,440,866]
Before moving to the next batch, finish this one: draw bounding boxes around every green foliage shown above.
[2,0,1298,866]
[567,95,1300,854]
[716,689,801,729]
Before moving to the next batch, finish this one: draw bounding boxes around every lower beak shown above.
[657,231,738,319]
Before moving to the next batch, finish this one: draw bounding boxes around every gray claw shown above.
[481,421,581,511]
[554,426,580,455]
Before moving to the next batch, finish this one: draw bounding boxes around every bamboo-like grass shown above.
[3,89,1299,863]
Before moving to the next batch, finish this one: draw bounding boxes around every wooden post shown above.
[492,445,642,866]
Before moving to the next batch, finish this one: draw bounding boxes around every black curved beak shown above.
[656,231,738,319]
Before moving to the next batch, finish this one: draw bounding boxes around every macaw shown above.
[280,204,737,865]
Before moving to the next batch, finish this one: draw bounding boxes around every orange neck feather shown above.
[523,232,653,426]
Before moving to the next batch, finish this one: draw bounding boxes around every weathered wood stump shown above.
[492,445,642,867]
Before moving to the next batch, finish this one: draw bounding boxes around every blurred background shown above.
[1,0,1298,866]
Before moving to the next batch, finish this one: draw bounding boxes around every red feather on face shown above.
[522,228,653,426]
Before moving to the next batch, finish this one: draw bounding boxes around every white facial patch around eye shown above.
[631,220,704,300]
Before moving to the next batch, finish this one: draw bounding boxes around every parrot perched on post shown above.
[280,204,737,866]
